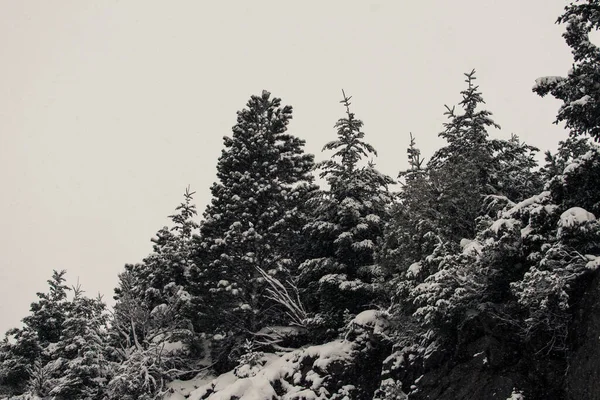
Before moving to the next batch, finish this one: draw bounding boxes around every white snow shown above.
[520,224,533,238]
[570,95,591,106]
[504,191,552,218]
[151,303,168,317]
[489,218,517,234]
[335,231,353,241]
[166,371,216,400]
[45,342,59,355]
[352,239,374,250]
[161,340,185,353]
[460,239,482,255]
[257,326,304,336]
[185,340,355,400]
[563,162,580,174]
[355,223,369,231]
[406,262,422,278]
[586,255,600,271]
[365,214,381,223]
[532,76,564,90]
[558,207,596,228]
[339,279,367,291]
[350,309,389,334]
[581,148,600,160]
[506,389,525,400]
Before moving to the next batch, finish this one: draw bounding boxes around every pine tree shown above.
[492,133,542,202]
[0,329,41,394]
[143,186,198,310]
[47,285,109,399]
[23,270,71,345]
[0,270,71,394]
[115,187,198,308]
[189,90,317,336]
[106,270,195,400]
[402,132,425,182]
[378,133,438,281]
[379,74,542,338]
[428,69,502,242]
[533,0,600,141]
[300,91,393,333]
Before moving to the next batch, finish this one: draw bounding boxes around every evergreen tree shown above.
[189,90,317,336]
[492,133,542,202]
[106,270,195,400]
[0,329,41,394]
[143,187,199,310]
[428,69,502,242]
[533,0,600,141]
[300,91,393,333]
[379,73,542,340]
[0,270,70,394]
[45,285,109,399]
[23,270,71,345]
[402,132,425,181]
[540,136,593,180]
[378,134,439,283]
[115,187,199,311]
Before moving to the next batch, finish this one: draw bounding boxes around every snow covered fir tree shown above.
[3,1,600,399]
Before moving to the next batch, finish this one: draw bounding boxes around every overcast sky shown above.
[0,0,577,334]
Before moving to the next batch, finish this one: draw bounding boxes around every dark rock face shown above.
[404,330,532,400]
[376,273,600,400]
[566,273,600,400]
[381,310,568,400]
[414,361,518,400]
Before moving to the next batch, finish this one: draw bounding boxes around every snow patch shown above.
[151,303,168,317]
[460,239,482,255]
[570,95,591,106]
[504,191,552,218]
[520,224,533,238]
[350,309,389,334]
[161,340,184,353]
[506,389,526,400]
[558,207,596,228]
[406,262,422,278]
[586,255,600,271]
[532,76,564,90]
[166,371,216,400]
[186,340,355,400]
[489,218,517,234]
[563,162,580,174]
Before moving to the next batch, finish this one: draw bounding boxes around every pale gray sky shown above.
[0,1,574,334]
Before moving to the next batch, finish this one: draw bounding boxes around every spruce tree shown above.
[540,136,593,180]
[0,270,71,394]
[533,0,600,141]
[378,133,438,280]
[300,91,393,333]
[115,187,198,308]
[428,69,501,242]
[23,270,71,345]
[190,90,317,335]
[47,285,109,399]
[492,133,542,202]
[142,187,199,310]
